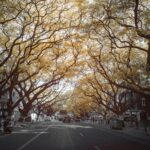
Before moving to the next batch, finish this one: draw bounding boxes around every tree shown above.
[72,71,135,116]
[32,88,63,121]
[86,0,150,98]
[65,0,149,116]
[0,0,82,121]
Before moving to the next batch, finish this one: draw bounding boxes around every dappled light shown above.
[0,0,150,150]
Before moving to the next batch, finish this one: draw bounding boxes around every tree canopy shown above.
[0,0,149,117]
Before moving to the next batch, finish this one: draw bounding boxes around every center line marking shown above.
[94,145,101,150]
[17,125,51,150]
[80,133,84,137]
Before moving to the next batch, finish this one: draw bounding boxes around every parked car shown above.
[63,116,71,123]
[110,118,124,130]
[25,116,31,122]
[123,116,136,122]
[74,117,81,122]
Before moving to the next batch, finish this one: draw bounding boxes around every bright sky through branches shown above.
[88,0,94,4]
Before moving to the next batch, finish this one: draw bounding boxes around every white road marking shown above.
[80,133,84,137]
[13,131,48,134]
[94,145,101,150]
[17,125,51,150]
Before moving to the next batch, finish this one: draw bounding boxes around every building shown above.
[119,90,150,121]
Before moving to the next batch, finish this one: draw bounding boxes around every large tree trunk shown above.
[147,40,150,71]
[18,108,29,122]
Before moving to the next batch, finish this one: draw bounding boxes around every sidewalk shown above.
[85,121,150,142]
[13,121,32,130]
[121,126,150,140]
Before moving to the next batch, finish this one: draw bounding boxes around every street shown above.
[0,121,150,150]
[0,1,150,150]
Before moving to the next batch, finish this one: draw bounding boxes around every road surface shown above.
[0,121,150,150]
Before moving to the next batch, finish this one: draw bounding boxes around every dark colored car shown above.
[25,116,31,122]
[63,116,71,123]
[74,117,81,122]
[110,118,124,130]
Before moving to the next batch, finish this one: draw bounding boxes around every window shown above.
[142,98,146,106]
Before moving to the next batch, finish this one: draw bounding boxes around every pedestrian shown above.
[0,121,2,133]
[4,118,12,134]
[140,110,149,136]
[135,117,139,130]
[4,119,8,133]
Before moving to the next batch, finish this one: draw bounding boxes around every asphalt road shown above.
[0,121,150,150]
